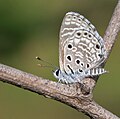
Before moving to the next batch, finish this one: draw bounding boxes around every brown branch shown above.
[0,0,120,119]
[0,64,119,119]
[104,0,120,57]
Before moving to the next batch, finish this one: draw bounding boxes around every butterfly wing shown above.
[59,12,106,75]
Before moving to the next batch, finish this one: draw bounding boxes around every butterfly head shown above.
[53,69,61,80]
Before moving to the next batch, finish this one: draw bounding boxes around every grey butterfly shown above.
[53,12,107,84]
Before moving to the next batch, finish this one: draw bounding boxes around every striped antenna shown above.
[36,56,57,69]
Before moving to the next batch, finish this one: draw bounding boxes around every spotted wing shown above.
[59,12,106,74]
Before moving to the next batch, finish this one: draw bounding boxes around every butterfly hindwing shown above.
[54,12,107,83]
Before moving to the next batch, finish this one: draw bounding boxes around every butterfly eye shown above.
[55,69,60,76]
[53,69,60,79]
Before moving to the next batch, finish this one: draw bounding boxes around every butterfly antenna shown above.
[36,56,58,69]
[37,64,55,68]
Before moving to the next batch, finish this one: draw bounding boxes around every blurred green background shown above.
[0,0,120,119]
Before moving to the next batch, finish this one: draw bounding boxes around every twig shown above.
[0,0,120,119]
[0,64,119,119]
[104,0,120,57]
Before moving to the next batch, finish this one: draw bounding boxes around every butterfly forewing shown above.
[53,12,107,83]
[59,12,106,75]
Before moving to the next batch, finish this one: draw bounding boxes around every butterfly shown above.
[53,12,107,84]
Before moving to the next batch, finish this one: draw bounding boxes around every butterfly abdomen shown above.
[87,68,107,76]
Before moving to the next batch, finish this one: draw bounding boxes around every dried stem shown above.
[0,0,120,119]
[104,0,120,57]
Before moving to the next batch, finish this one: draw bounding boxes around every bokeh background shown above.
[0,0,120,119]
